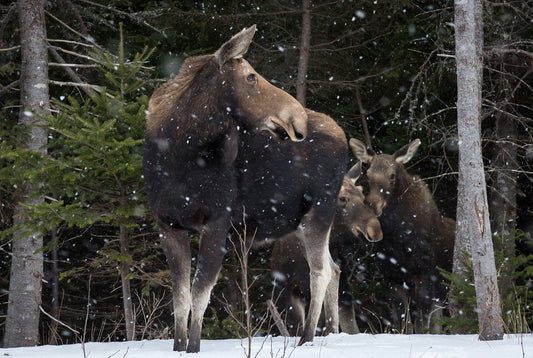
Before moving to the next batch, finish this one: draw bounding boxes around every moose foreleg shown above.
[159,224,191,352]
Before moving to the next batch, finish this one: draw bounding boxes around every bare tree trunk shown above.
[454,0,503,341]
[296,0,311,106]
[119,221,135,340]
[4,0,49,347]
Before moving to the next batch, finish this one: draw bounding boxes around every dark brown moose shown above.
[350,138,455,332]
[143,26,348,352]
[271,161,383,336]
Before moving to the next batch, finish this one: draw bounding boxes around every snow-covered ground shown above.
[1,333,532,358]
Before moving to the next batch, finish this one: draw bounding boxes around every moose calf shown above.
[271,161,383,336]
[350,138,455,333]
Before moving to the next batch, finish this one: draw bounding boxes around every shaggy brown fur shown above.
[271,161,382,336]
[143,26,346,353]
[350,138,455,333]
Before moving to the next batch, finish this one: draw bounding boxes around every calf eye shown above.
[247,74,256,82]
[339,197,347,203]
[389,173,396,181]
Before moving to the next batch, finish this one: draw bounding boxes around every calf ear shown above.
[214,25,256,67]
[346,161,362,184]
[394,138,421,164]
[349,138,374,163]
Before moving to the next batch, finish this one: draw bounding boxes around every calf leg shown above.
[338,269,360,334]
[287,292,306,336]
[187,218,229,353]
[158,223,191,352]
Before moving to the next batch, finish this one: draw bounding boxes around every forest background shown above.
[0,0,532,347]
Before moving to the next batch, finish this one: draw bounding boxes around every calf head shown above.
[215,25,307,141]
[335,162,383,242]
[349,138,421,216]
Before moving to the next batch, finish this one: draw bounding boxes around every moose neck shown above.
[385,166,440,221]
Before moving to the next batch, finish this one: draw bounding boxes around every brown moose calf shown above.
[350,138,455,333]
[271,161,383,336]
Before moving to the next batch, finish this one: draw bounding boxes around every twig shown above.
[82,274,92,358]
[48,38,94,47]
[0,80,20,97]
[39,305,80,335]
[267,299,289,337]
[0,3,17,49]
[355,86,372,150]
[45,10,104,52]
[48,45,96,62]
[73,0,163,33]
[49,47,94,97]
[49,62,96,68]
[0,45,20,52]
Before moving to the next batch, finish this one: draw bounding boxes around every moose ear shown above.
[346,161,362,184]
[349,138,374,164]
[394,139,421,164]
[214,25,256,67]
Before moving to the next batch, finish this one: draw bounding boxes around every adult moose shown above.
[350,138,455,333]
[143,26,348,352]
[271,161,383,336]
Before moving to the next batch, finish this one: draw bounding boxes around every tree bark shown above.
[296,0,311,106]
[4,0,49,347]
[454,0,503,341]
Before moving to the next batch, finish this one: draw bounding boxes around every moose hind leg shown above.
[187,219,229,353]
[323,256,340,335]
[297,219,336,345]
[158,224,191,352]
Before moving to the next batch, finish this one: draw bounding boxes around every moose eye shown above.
[247,74,256,82]
[389,173,396,181]
[339,197,347,203]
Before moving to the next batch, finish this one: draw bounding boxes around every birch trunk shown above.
[4,0,49,347]
[454,0,503,341]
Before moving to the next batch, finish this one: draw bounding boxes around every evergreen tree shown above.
[5,24,156,341]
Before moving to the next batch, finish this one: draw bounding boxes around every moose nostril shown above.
[293,127,305,141]
[368,225,383,242]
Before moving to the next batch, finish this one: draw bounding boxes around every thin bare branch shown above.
[0,45,20,52]
[0,2,16,48]
[0,79,20,97]
[48,45,95,61]
[73,0,163,33]
[49,62,96,68]
[39,305,80,335]
[49,47,93,97]
[355,86,372,150]
[48,38,95,47]
[49,80,102,92]
[44,10,105,52]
